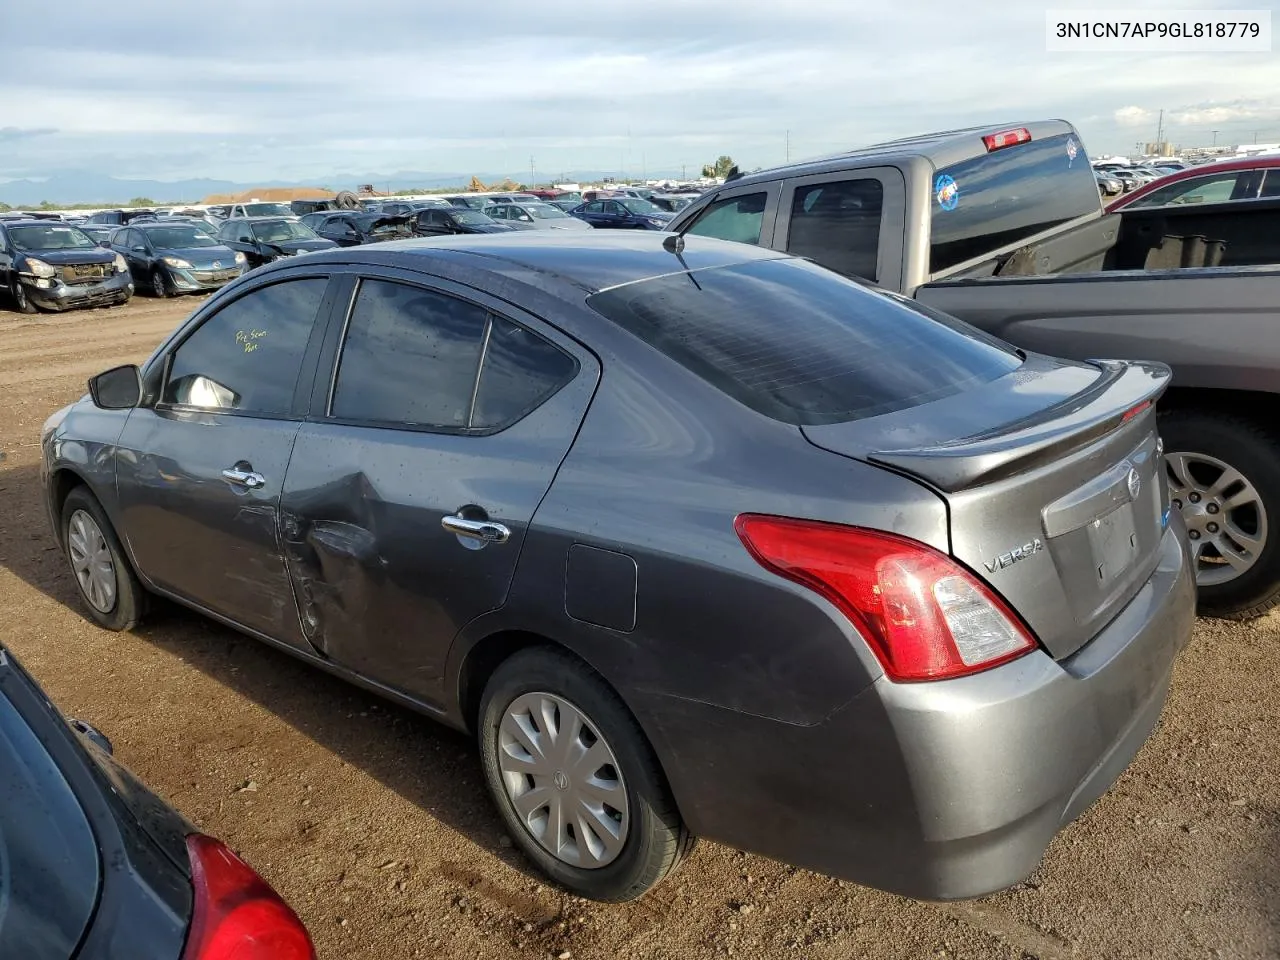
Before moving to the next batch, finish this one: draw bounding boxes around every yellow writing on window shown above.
[236,329,268,353]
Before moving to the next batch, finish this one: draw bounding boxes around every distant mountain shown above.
[0,167,686,206]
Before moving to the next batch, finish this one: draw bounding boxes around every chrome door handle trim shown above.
[221,467,265,489]
[442,515,510,543]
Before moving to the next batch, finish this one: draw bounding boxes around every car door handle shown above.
[221,467,265,489]
[441,514,510,544]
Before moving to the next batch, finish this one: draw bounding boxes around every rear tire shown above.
[478,647,694,901]
[1160,408,1280,619]
[60,487,146,631]
[9,277,37,314]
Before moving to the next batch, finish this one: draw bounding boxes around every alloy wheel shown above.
[1166,451,1268,586]
[497,692,629,869]
[67,509,117,613]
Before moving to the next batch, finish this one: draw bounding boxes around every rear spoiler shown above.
[869,360,1171,492]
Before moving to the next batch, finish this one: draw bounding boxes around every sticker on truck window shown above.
[1066,137,1079,165]
[934,174,959,211]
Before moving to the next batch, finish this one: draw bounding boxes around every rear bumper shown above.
[642,525,1195,899]
[22,272,133,311]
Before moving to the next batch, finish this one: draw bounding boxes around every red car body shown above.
[1106,156,1280,212]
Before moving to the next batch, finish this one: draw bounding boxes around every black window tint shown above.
[787,180,882,280]
[930,132,1102,273]
[331,279,487,428]
[164,278,327,414]
[472,317,578,429]
[0,690,99,959]
[1262,170,1280,199]
[587,257,1020,426]
[685,192,768,245]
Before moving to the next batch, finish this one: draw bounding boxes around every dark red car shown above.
[1106,155,1280,211]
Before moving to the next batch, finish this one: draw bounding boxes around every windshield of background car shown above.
[620,198,664,216]
[8,225,97,251]
[587,256,1021,426]
[364,217,413,238]
[243,203,294,217]
[528,204,569,219]
[451,210,492,225]
[929,132,1102,273]
[141,225,219,248]
[251,220,318,242]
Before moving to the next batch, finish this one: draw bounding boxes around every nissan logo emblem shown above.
[1127,468,1142,500]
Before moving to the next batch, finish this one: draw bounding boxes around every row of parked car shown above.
[0,189,708,313]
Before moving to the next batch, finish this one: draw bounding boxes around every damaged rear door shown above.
[279,273,598,701]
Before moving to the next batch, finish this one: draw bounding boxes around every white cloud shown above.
[1114,106,1156,126]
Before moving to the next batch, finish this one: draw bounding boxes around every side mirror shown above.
[88,364,142,410]
[132,245,146,253]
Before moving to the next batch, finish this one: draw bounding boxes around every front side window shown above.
[786,179,883,281]
[684,192,767,245]
[330,279,577,431]
[163,278,328,415]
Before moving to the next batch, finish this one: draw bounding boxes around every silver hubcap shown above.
[1166,451,1268,586]
[68,510,117,613]
[498,692,628,869]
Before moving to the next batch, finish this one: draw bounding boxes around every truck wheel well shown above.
[1160,387,1280,424]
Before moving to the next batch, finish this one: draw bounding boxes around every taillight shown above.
[734,515,1038,682]
[182,834,316,960]
[982,128,1032,151]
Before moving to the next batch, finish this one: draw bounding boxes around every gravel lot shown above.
[0,297,1277,960]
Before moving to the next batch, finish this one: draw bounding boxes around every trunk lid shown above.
[802,355,1172,659]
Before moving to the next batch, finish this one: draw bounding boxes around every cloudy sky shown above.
[1,0,1277,184]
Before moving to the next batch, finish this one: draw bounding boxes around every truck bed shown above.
[915,265,1280,394]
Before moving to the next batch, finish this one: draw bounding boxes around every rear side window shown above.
[472,317,578,429]
[587,257,1020,426]
[0,687,99,959]
[929,132,1102,273]
[684,192,767,244]
[330,280,577,431]
[164,278,328,414]
[1128,171,1248,208]
[1262,170,1280,199]
[786,179,882,280]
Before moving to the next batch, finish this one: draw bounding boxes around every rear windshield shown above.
[587,257,1020,425]
[929,132,1102,274]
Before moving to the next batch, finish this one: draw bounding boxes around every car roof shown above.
[280,231,791,296]
[2,218,85,228]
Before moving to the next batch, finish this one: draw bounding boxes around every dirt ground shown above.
[1,297,1277,960]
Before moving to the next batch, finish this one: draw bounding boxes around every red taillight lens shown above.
[1121,400,1152,422]
[182,834,316,960]
[982,128,1032,151]
[734,515,1037,682]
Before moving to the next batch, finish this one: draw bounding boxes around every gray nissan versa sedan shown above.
[40,232,1195,903]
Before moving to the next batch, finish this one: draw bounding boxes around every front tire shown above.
[152,267,172,298]
[61,487,145,631]
[1161,408,1280,619]
[478,647,694,901]
[9,277,37,314]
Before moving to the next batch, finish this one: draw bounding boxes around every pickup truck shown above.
[669,120,1280,619]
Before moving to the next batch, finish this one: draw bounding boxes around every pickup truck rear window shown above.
[930,132,1102,274]
[587,257,1020,426]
